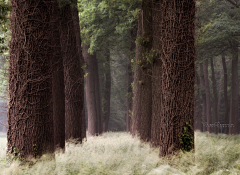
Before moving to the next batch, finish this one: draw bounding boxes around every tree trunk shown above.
[151,0,162,147]
[52,0,65,151]
[229,42,239,134]
[83,44,98,136]
[200,63,207,132]
[159,0,195,156]
[210,58,218,134]
[7,0,54,158]
[131,13,143,136]
[71,0,86,139]
[139,0,153,142]
[59,2,85,143]
[93,54,103,135]
[203,59,211,132]
[217,67,223,133]
[103,49,111,132]
[126,48,133,132]
[194,68,202,131]
[221,53,229,134]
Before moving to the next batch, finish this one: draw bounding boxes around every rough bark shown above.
[103,49,111,132]
[217,67,223,133]
[59,2,85,143]
[159,0,195,156]
[203,59,211,132]
[51,0,65,151]
[229,42,239,134]
[210,58,218,134]
[221,54,229,134]
[7,0,54,158]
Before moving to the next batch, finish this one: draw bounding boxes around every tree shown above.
[7,0,54,158]
[158,0,195,156]
[51,0,65,151]
[59,0,86,143]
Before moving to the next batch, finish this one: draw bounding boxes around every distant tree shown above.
[8,0,54,158]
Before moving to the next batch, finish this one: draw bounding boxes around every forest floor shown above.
[0,131,240,175]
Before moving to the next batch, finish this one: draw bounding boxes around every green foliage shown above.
[178,120,194,152]
[135,35,150,48]
[33,144,37,158]
[5,144,24,165]
[142,48,160,65]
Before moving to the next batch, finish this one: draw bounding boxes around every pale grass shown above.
[0,131,239,174]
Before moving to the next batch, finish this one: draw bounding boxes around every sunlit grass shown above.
[0,131,240,174]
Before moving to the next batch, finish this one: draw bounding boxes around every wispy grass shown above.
[0,131,240,174]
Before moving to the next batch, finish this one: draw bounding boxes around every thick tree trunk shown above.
[200,63,207,132]
[210,58,218,134]
[8,0,54,158]
[229,43,239,134]
[221,54,229,134]
[103,49,111,132]
[59,2,85,143]
[159,0,195,156]
[83,44,98,136]
[52,0,65,151]
[131,13,143,136]
[203,59,211,132]
[139,0,153,142]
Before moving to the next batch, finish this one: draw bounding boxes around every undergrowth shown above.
[0,131,239,174]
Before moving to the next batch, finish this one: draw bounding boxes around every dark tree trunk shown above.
[159,0,195,156]
[210,58,218,134]
[131,13,143,136]
[221,54,229,134]
[8,0,54,158]
[151,0,162,147]
[217,68,223,133]
[71,0,86,139]
[200,63,207,132]
[59,2,85,143]
[93,54,103,135]
[51,0,65,151]
[139,0,153,142]
[103,49,111,132]
[229,42,239,134]
[203,59,211,132]
[194,68,202,131]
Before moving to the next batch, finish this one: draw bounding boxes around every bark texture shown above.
[159,0,195,156]
[8,0,54,158]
